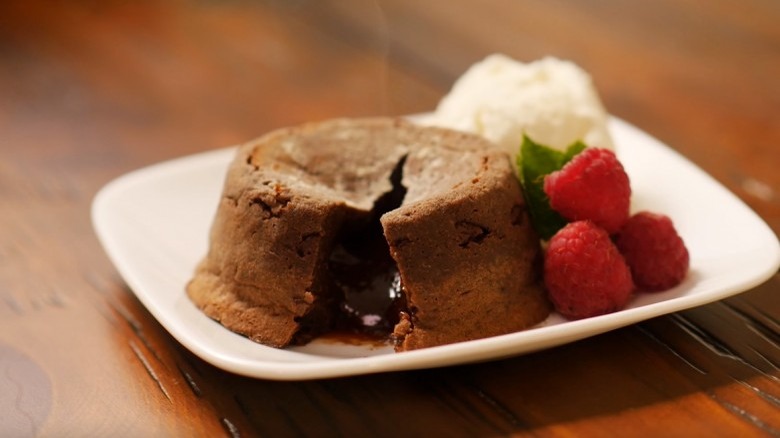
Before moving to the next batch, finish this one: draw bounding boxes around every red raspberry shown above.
[544,148,631,234]
[615,211,689,291]
[544,221,634,320]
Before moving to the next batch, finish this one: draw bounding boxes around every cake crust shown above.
[382,132,549,351]
[187,118,412,347]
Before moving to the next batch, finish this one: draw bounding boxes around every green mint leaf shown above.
[562,140,587,162]
[517,136,586,240]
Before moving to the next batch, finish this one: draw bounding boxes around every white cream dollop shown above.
[423,54,613,159]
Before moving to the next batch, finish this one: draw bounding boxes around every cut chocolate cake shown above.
[187,117,549,350]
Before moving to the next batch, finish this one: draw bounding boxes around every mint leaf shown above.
[517,136,586,240]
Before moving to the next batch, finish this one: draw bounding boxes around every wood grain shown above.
[1,0,778,436]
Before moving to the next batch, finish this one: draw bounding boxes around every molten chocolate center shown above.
[327,155,408,338]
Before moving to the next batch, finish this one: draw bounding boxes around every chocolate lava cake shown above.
[187,118,549,351]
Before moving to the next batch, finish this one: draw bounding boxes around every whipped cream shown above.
[424,54,614,159]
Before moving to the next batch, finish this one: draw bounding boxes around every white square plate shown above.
[92,118,780,380]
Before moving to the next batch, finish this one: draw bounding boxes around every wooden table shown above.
[2,1,779,436]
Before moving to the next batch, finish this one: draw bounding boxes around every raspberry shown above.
[544,148,631,234]
[544,221,634,319]
[615,211,689,291]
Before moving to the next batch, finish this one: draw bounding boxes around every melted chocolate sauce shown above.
[328,240,402,337]
[326,155,408,341]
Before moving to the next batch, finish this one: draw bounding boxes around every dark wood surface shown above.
[1,1,779,436]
